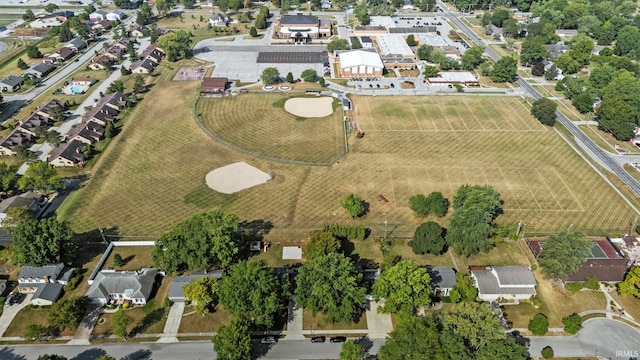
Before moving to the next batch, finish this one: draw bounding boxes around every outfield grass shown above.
[197,94,345,164]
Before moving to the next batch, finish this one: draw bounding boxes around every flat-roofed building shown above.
[427,71,478,85]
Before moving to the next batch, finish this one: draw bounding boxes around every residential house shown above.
[89,55,112,70]
[89,10,109,21]
[32,11,75,28]
[34,99,66,118]
[546,43,571,60]
[321,0,332,9]
[22,63,56,79]
[32,283,64,306]
[131,58,156,74]
[86,105,119,126]
[402,0,415,10]
[115,37,134,49]
[64,37,88,52]
[104,45,126,60]
[142,44,165,63]
[69,121,105,144]
[0,191,39,219]
[276,13,332,41]
[155,27,172,36]
[427,266,457,297]
[18,113,55,136]
[168,270,224,302]
[470,265,537,302]
[0,75,24,92]
[95,20,113,31]
[209,12,230,27]
[0,128,35,155]
[201,77,228,94]
[86,268,158,305]
[130,25,145,37]
[56,47,77,61]
[556,29,578,41]
[100,91,127,111]
[48,139,87,167]
[18,263,75,293]
[107,10,126,21]
[564,259,631,283]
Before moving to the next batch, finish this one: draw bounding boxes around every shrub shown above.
[63,274,83,292]
[321,223,367,240]
[527,295,542,308]
[113,253,124,267]
[584,276,600,290]
[562,313,582,334]
[541,346,554,359]
[341,194,365,218]
[528,313,549,335]
[565,282,583,291]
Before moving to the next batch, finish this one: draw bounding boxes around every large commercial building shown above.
[336,50,384,78]
[276,13,331,42]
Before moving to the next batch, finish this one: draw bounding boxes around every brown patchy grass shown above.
[103,246,154,271]
[156,13,250,43]
[580,125,640,154]
[4,306,75,337]
[609,291,640,321]
[302,309,367,330]
[178,305,235,333]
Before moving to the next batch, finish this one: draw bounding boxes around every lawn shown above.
[178,305,235,333]
[103,246,154,271]
[609,290,640,321]
[580,124,640,154]
[156,12,251,43]
[0,39,34,68]
[4,306,75,337]
[302,309,367,330]
[197,94,346,164]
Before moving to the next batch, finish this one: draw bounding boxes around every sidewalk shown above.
[283,301,304,340]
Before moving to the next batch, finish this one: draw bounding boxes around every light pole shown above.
[384,218,388,240]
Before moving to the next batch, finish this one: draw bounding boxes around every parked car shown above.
[330,336,347,343]
[311,336,326,343]
[11,292,25,305]
[261,336,277,344]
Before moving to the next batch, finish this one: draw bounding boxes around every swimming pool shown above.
[70,85,82,94]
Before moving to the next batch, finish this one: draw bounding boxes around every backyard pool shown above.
[70,85,83,94]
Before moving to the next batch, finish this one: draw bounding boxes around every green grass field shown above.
[57,66,637,242]
[156,12,251,43]
[197,95,345,164]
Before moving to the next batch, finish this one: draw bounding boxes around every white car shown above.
[261,336,276,344]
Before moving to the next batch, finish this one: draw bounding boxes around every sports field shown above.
[57,73,637,239]
[197,95,345,164]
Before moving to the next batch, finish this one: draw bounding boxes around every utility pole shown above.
[384,218,388,240]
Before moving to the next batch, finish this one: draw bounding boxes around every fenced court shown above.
[351,96,545,132]
[173,66,207,81]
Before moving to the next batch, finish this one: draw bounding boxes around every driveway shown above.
[0,293,33,337]
[157,301,185,342]
[529,318,640,359]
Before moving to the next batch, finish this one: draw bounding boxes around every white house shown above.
[86,268,158,305]
[209,12,230,27]
[470,266,537,302]
[106,10,126,21]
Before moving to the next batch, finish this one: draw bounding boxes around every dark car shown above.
[10,293,25,305]
[311,336,326,343]
[330,336,347,343]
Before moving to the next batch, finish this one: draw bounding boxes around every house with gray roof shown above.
[23,63,56,79]
[32,283,63,306]
[18,263,75,306]
[427,266,457,297]
[470,266,536,302]
[64,37,88,52]
[0,75,24,92]
[168,270,224,302]
[86,268,158,305]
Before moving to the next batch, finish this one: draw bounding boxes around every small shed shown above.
[282,246,303,260]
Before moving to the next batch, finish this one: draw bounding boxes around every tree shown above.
[23,9,36,21]
[446,185,502,257]
[341,194,365,218]
[136,3,154,25]
[25,324,49,341]
[113,253,124,267]
[155,0,170,17]
[443,302,504,349]
[490,56,517,82]
[619,266,640,298]
[152,209,242,273]
[58,23,74,42]
[544,65,558,81]
[372,260,432,314]
[254,14,267,29]
[112,308,132,339]
[409,221,446,255]
[261,67,280,85]
[27,45,42,58]
[406,34,417,47]
[219,260,284,327]
[96,356,117,360]
[530,97,557,126]
[562,313,582,334]
[38,355,67,360]
[121,66,131,75]
[106,80,125,94]
[105,123,115,139]
[212,320,252,360]
[184,276,219,315]
[538,228,591,280]
[305,231,340,259]
[354,4,370,25]
[319,78,325,87]
[350,37,362,49]
[520,37,548,66]
[249,26,258,37]
[491,7,512,27]
[17,58,28,70]
[44,130,63,147]
[286,72,294,83]
[614,25,640,57]
[541,346,554,359]
[158,30,193,61]
[133,75,145,94]
[50,106,66,122]
[295,252,365,323]
[449,272,478,303]
[18,161,62,194]
[460,46,484,70]
[12,218,75,266]
[48,297,89,332]
[0,162,18,193]
[301,69,317,82]
[423,65,439,77]
[327,39,350,52]
[528,313,549,335]
[340,340,362,360]
[476,338,528,360]
[44,3,59,12]
[1,206,34,233]
[426,192,448,216]
[379,316,444,359]
[417,44,433,60]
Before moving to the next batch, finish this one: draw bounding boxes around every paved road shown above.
[529,318,640,359]
[438,1,640,199]
[3,338,384,359]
